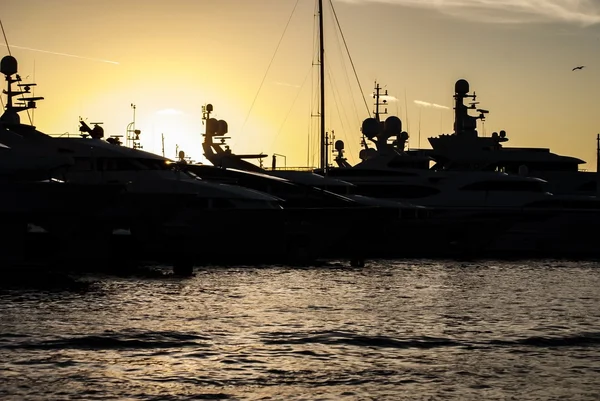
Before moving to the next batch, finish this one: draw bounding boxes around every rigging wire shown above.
[270,64,313,154]
[1,19,11,56]
[325,64,358,164]
[309,0,320,168]
[239,0,301,137]
[328,0,370,119]
[0,18,9,110]
[324,4,359,162]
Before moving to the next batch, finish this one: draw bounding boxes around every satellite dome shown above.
[334,139,345,151]
[499,130,506,138]
[217,119,228,135]
[384,116,402,135]
[359,148,377,160]
[0,56,17,76]
[206,118,219,135]
[455,79,470,94]
[400,131,409,141]
[361,117,379,139]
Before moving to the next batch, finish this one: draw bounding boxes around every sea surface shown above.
[2,259,600,400]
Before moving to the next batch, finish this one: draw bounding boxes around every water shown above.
[2,259,600,400]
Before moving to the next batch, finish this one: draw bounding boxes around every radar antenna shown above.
[0,55,44,125]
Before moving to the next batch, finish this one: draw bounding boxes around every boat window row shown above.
[326,169,419,177]
[499,162,580,173]
[355,184,441,199]
[71,157,174,172]
[460,180,546,192]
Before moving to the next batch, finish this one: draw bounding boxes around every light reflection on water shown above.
[2,259,600,400]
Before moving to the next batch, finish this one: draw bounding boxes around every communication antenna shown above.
[418,107,422,149]
[126,103,142,149]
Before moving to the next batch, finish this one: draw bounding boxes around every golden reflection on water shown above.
[2,260,600,400]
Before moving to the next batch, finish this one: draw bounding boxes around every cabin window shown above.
[578,181,597,192]
[73,157,93,171]
[98,157,164,171]
[187,197,211,209]
[502,162,579,173]
[460,180,545,192]
[357,184,440,199]
[213,198,235,209]
[327,169,418,177]
[524,199,600,209]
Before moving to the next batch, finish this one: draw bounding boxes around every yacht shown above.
[199,102,523,259]
[412,78,598,197]
[319,81,600,258]
[0,55,339,269]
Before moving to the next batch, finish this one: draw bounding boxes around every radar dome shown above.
[361,117,380,139]
[206,118,219,135]
[334,140,345,151]
[0,56,17,76]
[217,120,228,135]
[365,148,377,159]
[179,150,185,159]
[400,131,409,141]
[206,104,213,112]
[491,132,499,139]
[499,130,506,138]
[455,79,470,94]
[359,148,377,160]
[384,116,402,136]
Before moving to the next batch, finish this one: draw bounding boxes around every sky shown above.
[2,0,600,169]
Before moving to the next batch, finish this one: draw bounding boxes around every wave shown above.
[260,330,600,350]
[0,330,209,351]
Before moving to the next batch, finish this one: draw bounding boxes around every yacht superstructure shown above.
[414,79,597,197]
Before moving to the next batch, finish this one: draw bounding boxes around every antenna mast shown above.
[318,0,326,171]
[126,103,142,149]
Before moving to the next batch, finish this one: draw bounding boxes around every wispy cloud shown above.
[380,95,399,102]
[0,44,120,64]
[157,108,184,115]
[273,81,301,88]
[337,0,600,26]
[368,94,398,102]
[414,100,450,109]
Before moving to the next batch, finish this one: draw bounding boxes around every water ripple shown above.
[1,260,600,400]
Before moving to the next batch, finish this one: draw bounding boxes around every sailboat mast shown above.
[318,0,326,171]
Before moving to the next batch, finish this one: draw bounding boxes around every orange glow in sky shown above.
[3,0,600,169]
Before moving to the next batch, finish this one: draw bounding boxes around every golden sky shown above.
[2,0,600,169]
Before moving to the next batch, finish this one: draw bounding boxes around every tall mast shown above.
[318,0,326,171]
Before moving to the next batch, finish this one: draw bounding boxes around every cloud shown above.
[336,0,600,26]
[380,95,399,102]
[0,44,119,64]
[157,108,184,115]
[273,81,301,88]
[414,100,450,109]
[368,93,398,102]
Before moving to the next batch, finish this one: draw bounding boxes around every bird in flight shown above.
[572,66,585,71]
